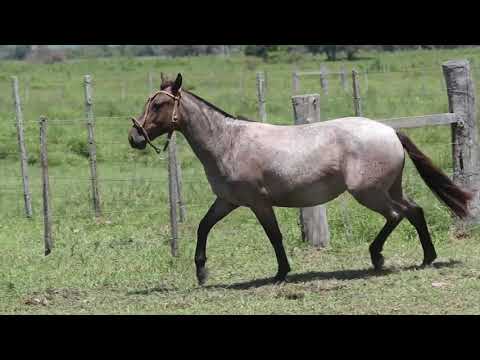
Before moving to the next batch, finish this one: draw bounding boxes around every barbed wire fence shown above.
[2,72,222,257]
[2,62,480,257]
[259,60,480,247]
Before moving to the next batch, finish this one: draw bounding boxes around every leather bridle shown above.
[131,88,182,153]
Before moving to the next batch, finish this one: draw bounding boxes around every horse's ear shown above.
[172,73,182,94]
[160,72,167,83]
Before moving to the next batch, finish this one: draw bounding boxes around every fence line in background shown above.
[39,116,53,255]
[340,66,347,91]
[168,133,179,257]
[352,69,363,117]
[84,75,103,219]
[256,71,267,122]
[4,63,477,255]
[319,64,328,95]
[292,68,300,95]
[175,144,186,223]
[11,76,33,218]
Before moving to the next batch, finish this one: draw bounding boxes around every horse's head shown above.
[128,73,183,150]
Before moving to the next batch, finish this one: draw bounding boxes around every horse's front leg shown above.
[195,198,238,286]
[251,205,291,283]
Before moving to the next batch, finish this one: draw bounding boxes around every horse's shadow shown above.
[127,285,177,295]
[205,259,463,291]
[126,260,462,294]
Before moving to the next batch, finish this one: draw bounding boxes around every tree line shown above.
[0,45,475,62]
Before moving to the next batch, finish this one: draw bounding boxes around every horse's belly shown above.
[270,176,346,208]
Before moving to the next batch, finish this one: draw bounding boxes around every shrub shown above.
[67,138,90,158]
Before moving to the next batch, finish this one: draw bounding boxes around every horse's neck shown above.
[178,95,234,175]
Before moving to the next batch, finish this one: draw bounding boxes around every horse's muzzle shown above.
[128,128,147,150]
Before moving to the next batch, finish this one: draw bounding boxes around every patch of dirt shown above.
[274,288,305,301]
[24,295,49,306]
[24,288,86,307]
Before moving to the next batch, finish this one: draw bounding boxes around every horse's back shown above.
[209,116,405,207]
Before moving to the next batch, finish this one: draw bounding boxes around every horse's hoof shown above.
[419,261,434,269]
[273,273,288,285]
[196,267,209,286]
[422,253,437,268]
[371,253,385,271]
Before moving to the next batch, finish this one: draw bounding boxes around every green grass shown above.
[2,48,480,314]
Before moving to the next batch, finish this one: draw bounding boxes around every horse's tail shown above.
[396,131,473,218]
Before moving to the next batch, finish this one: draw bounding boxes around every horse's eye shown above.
[152,103,161,111]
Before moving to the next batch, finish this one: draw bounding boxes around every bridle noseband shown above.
[131,88,182,153]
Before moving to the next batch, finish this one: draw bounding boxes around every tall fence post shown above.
[291,94,330,248]
[340,65,347,92]
[352,69,363,116]
[292,70,300,95]
[256,71,267,123]
[442,59,480,228]
[172,134,186,223]
[83,75,102,219]
[168,134,179,256]
[320,64,328,96]
[39,116,53,255]
[11,76,33,218]
[263,71,268,94]
[24,77,30,105]
[364,68,369,92]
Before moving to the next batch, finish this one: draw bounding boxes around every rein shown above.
[131,88,182,153]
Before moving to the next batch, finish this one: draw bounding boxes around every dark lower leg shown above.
[369,216,403,270]
[195,198,237,285]
[404,203,437,266]
[251,206,290,282]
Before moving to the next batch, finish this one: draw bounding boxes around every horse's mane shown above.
[161,80,256,122]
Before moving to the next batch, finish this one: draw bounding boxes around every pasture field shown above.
[2,48,480,314]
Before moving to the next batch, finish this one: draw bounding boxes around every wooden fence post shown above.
[292,70,300,95]
[24,77,30,105]
[172,134,186,223]
[352,69,363,116]
[39,116,53,255]
[320,64,328,96]
[340,66,347,92]
[291,94,330,247]
[264,71,268,94]
[11,76,33,218]
[83,75,102,219]
[442,59,480,227]
[168,134,179,256]
[364,68,369,92]
[256,71,267,122]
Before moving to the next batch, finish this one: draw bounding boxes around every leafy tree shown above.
[13,45,32,60]
[244,45,278,59]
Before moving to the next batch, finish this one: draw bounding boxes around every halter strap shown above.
[131,88,182,153]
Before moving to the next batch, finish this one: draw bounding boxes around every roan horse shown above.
[128,73,472,286]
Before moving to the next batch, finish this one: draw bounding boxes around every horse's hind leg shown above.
[349,184,405,271]
[250,205,291,283]
[388,179,437,267]
[399,197,437,267]
[369,216,403,271]
[195,198,238,285]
